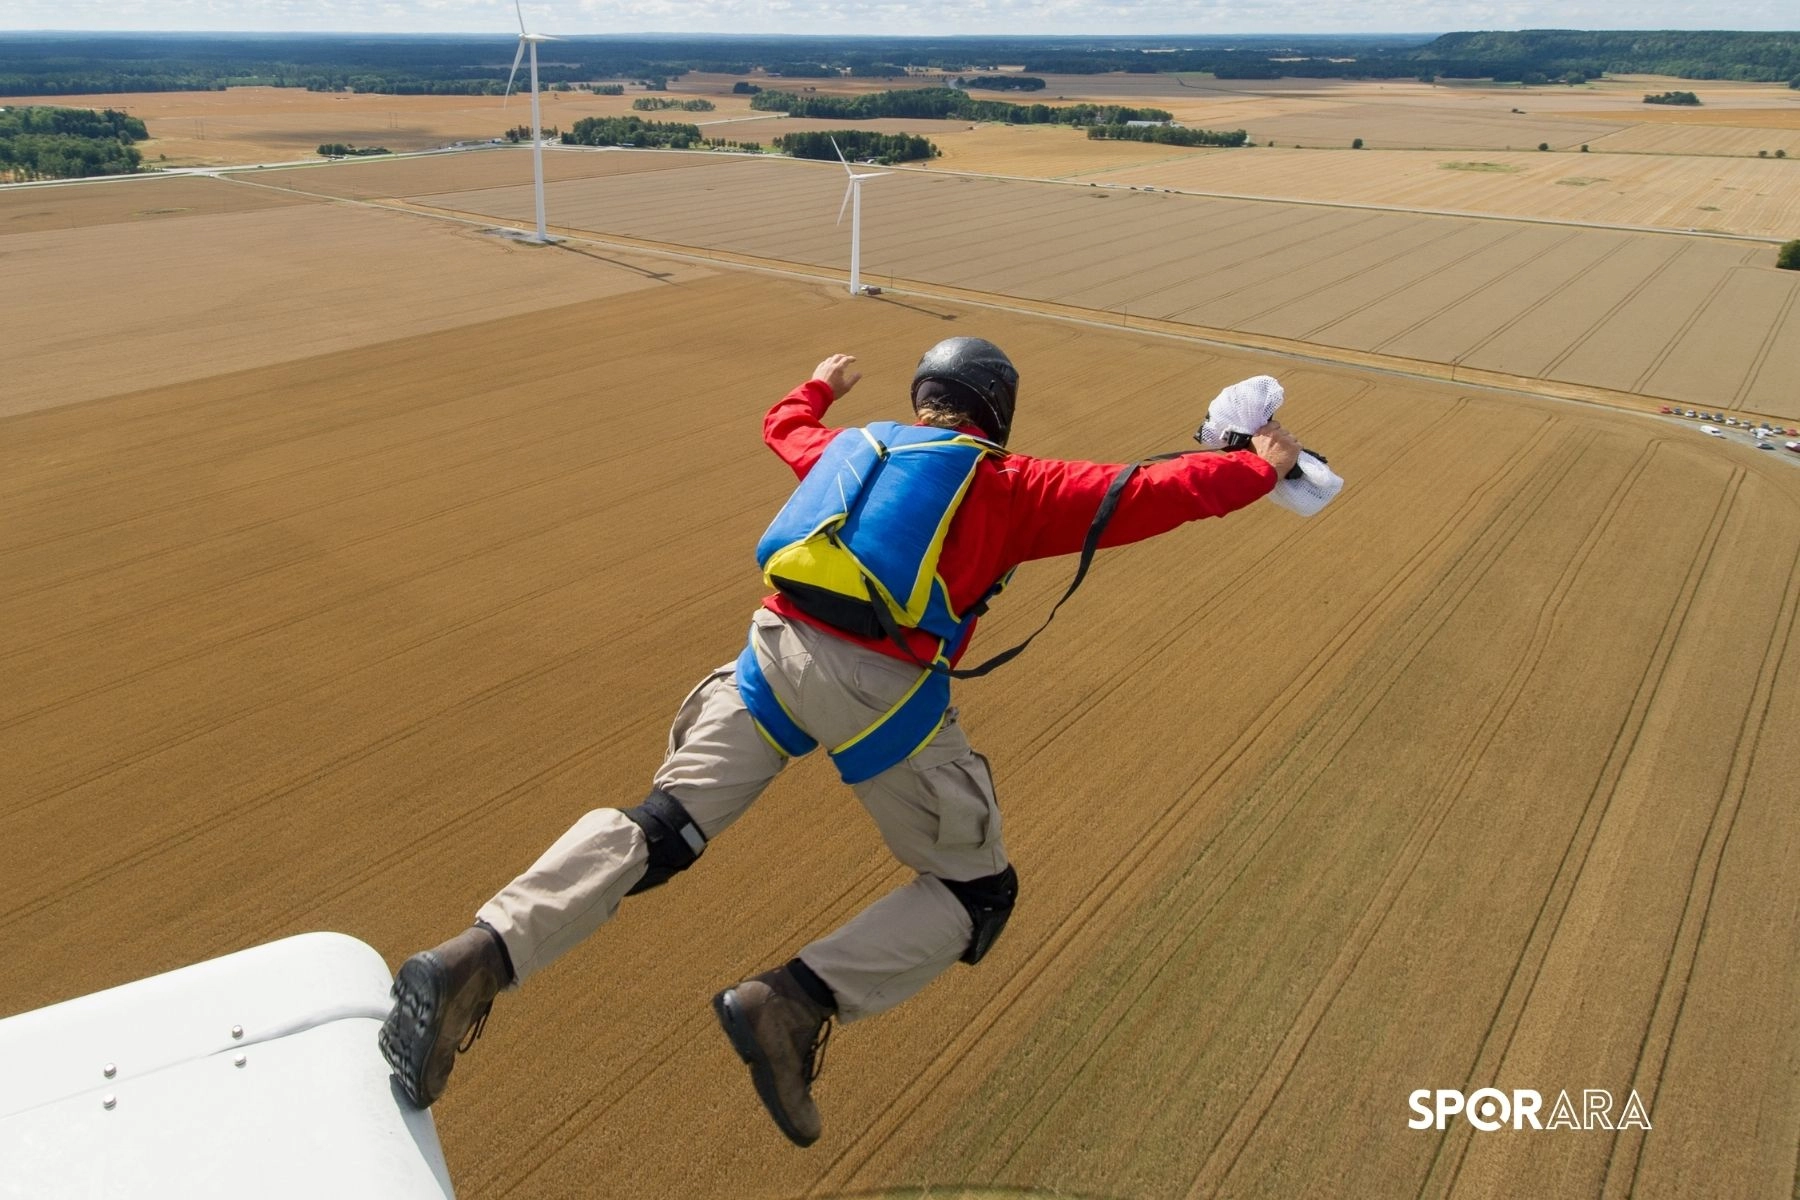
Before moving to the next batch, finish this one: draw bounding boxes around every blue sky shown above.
[5,0,1795,35]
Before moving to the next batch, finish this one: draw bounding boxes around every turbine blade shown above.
[504,40,525,106]
[830,136,852,175]
[837,180,853,226]
[514,0,527,33]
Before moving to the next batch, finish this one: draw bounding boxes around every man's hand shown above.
[812,354,862,401]
[1251,420,1301,478]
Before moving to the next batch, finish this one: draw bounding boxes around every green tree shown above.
[1351,137,1363,149]
[1777,239,1800,270]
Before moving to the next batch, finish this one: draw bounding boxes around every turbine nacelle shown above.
[503,0,558,104]
[831,137,890,225]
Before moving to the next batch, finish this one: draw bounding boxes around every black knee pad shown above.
[621,789,707,895]
[940,865,1018,965]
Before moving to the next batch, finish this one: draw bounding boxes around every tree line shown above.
[1643,91,1701,105]
[565,115,702,149]
[1086,124,1249,147]
[0,105,147,180]
[773,130,938,163]
[749,87,1172,125]
[4,32,1797,98]
[960,75,1046,91]
[632,97,715,111]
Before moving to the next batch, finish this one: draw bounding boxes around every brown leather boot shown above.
[378,925,510,1108]
[712,966,834,1147]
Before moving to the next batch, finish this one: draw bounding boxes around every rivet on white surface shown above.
[234,1054,247,1068]
[103,1063,117,1079]
[231,1025,244,1039]
[103,1095,117,1110]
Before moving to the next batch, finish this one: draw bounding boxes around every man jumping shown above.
[379,337,1298,1146]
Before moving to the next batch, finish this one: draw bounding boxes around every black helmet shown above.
[910,337,1019,445]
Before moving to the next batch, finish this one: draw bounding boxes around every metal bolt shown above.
[103,1095,116,1110]
[230,1025,244,1040]
[233,1054,247,1068]
[103,1063,116,1079]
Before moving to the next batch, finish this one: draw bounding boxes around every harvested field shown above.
[312,151,1800,420]
[1581,121,1800,158]
[0,172,311,233]
[0,85,760,168]
[2,183,715,416]
[1086,148,1800,239]
[1581,106,1800,129]
[1213,101,1628,151]
[254,144,714,201]
[5,250,1798,1200]
[924,123,1224,179]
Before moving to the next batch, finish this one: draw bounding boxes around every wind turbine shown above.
[504,0,556,243]
[833,137,889,296]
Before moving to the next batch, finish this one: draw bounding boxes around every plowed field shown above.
[270,152,1800,420]
[3,165,1797,1200]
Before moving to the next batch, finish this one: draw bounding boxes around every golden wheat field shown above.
[3,79,1799,1200]
[1079,148,1800,238]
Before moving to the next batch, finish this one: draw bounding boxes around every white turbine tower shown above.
[504,0,557,243]
[833,138,889,296]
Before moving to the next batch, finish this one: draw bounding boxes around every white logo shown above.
[1408,1088,1651,1131]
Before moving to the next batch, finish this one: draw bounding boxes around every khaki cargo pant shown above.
[476,608,1009,1021]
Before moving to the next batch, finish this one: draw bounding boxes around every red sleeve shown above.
[1005,450,1278,563]
[763,379,840,479]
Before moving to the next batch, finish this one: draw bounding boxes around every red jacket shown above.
[762,379,1277,664]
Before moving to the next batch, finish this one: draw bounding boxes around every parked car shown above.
[1685,410,1698,418]
[1701,426,1725,437]
[1786,441,1800,453]
[1756,441,1775,450]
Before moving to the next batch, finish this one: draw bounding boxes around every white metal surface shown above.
[0,933,453,1199]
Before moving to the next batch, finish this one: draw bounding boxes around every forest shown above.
[0,105,147,180]
[749,87,1173,125]
[1,31,1794,98]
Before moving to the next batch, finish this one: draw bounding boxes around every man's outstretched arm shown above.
[1009,426,1295,563]
[764,354,863,478]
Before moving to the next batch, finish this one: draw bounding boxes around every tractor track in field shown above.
[1422,460,1747,1198]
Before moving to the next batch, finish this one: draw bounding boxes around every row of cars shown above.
[1660,406,1800,454]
